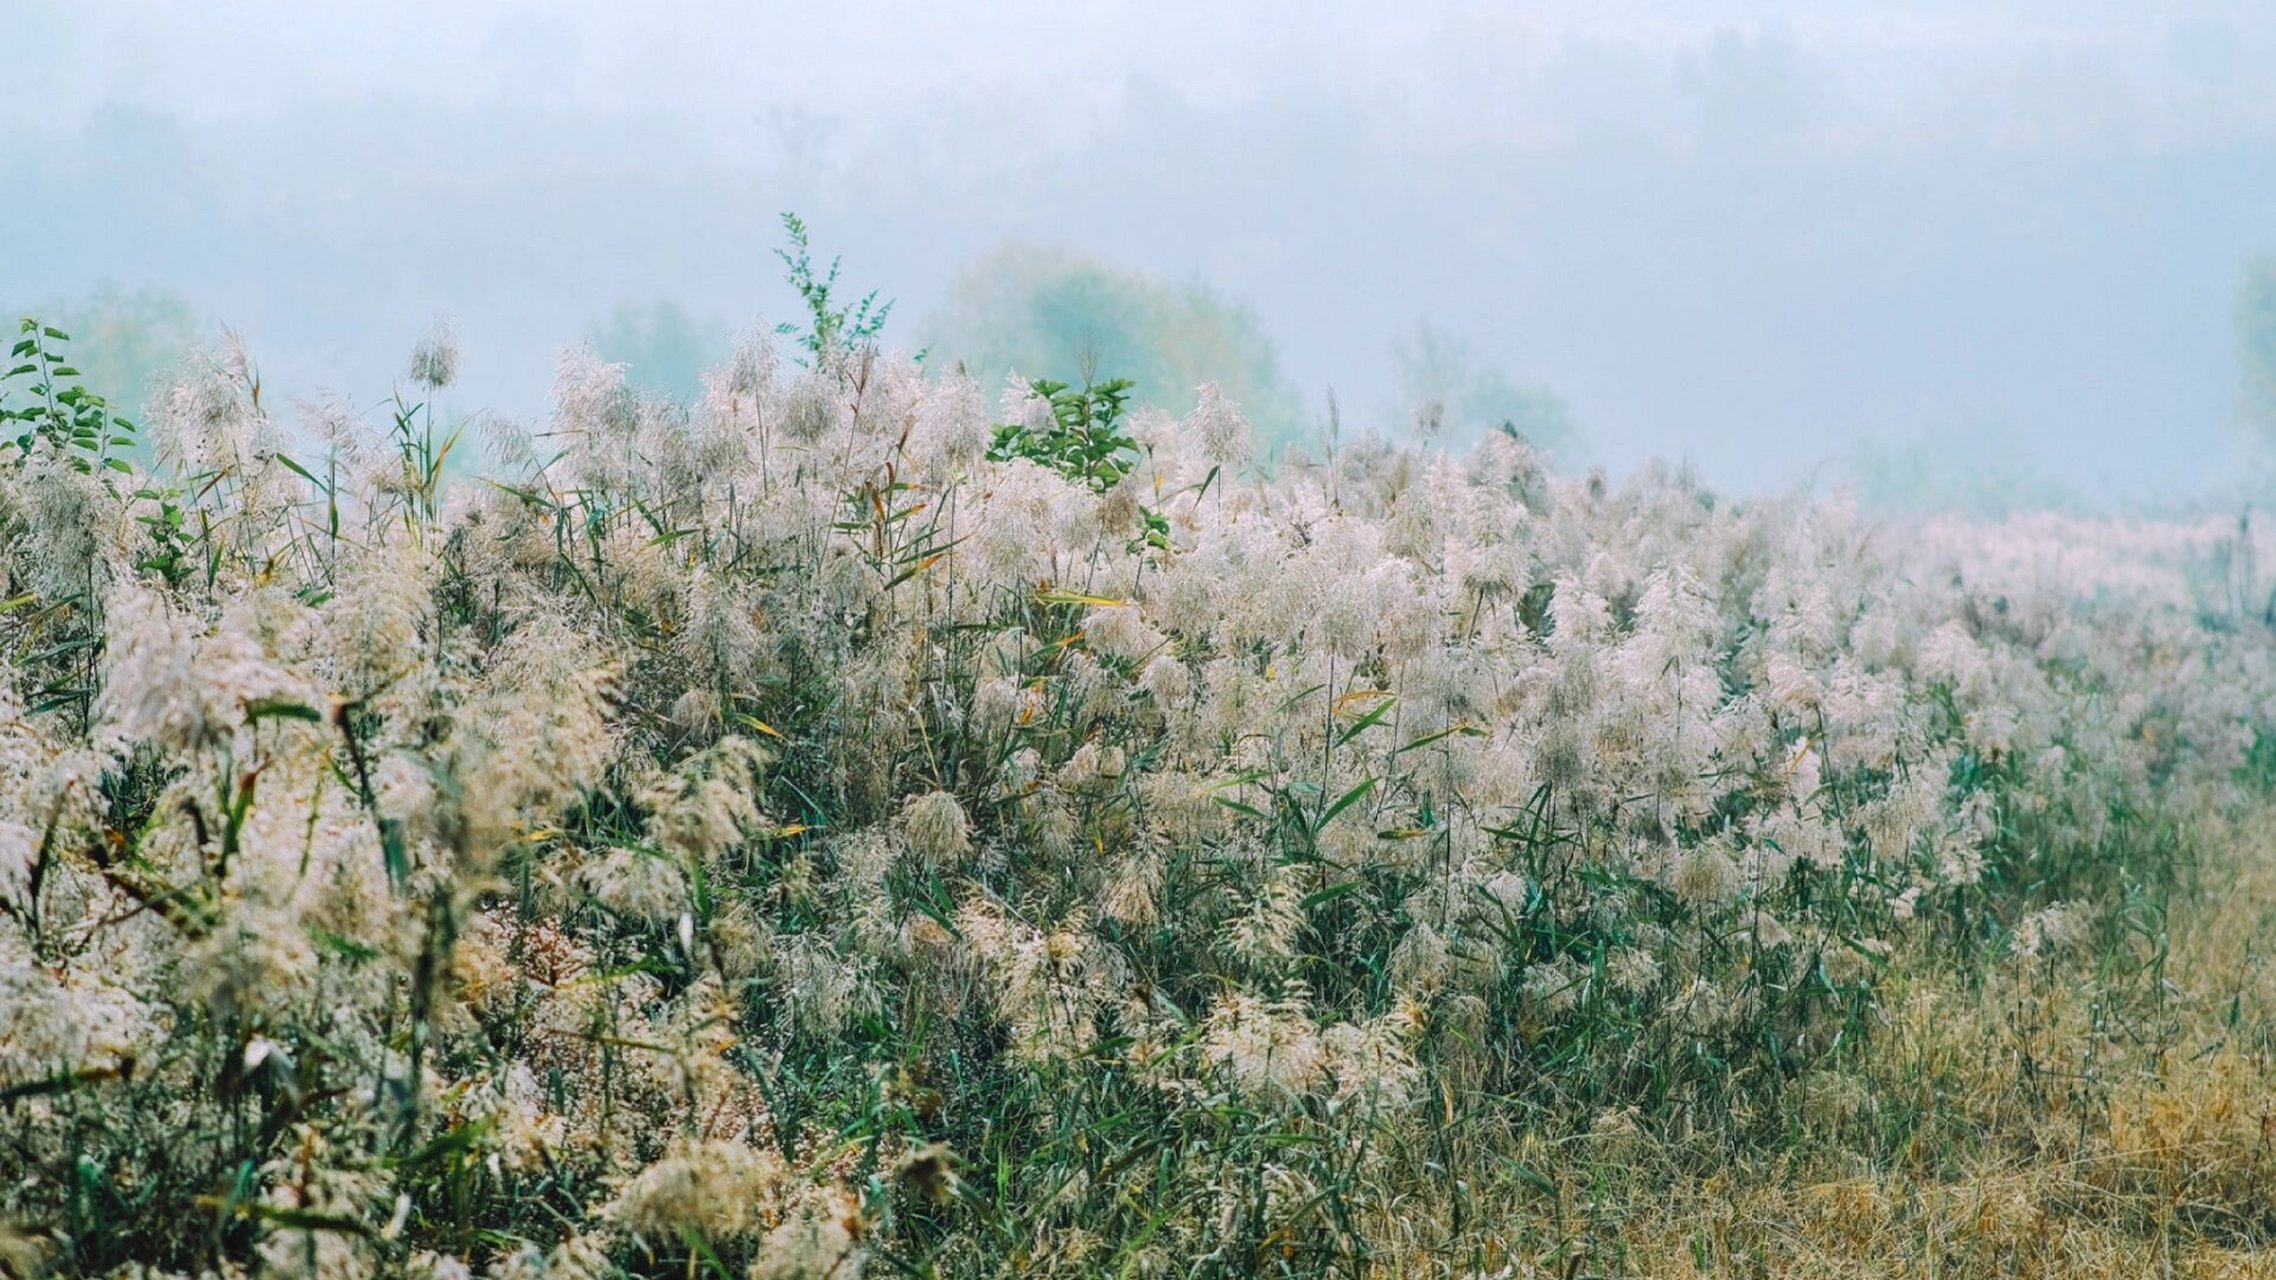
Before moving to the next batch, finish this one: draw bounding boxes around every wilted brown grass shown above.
[1373,810,2276,1277]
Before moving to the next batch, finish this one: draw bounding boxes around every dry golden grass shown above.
[1370,811,2276,1278]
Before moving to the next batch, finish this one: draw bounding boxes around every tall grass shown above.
[0,293,2272,1278]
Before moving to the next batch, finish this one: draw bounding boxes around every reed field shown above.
[4,285,2276,1277]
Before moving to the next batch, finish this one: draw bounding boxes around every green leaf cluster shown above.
[985,375,1140,494]
[1,319,141,479]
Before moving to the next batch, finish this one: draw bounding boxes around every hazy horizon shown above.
[9,1,2276,503]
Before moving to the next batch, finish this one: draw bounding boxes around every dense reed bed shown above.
[3,311,2274,1277]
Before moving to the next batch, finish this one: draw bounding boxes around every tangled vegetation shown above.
[3,243,2276,1278]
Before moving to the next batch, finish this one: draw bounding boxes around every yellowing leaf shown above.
[1036,587,1130,608]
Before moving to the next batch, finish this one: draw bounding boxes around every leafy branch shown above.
[774,212,895,367]
[2,319,140,480]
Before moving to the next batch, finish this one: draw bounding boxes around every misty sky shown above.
[8,1,2276,499]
